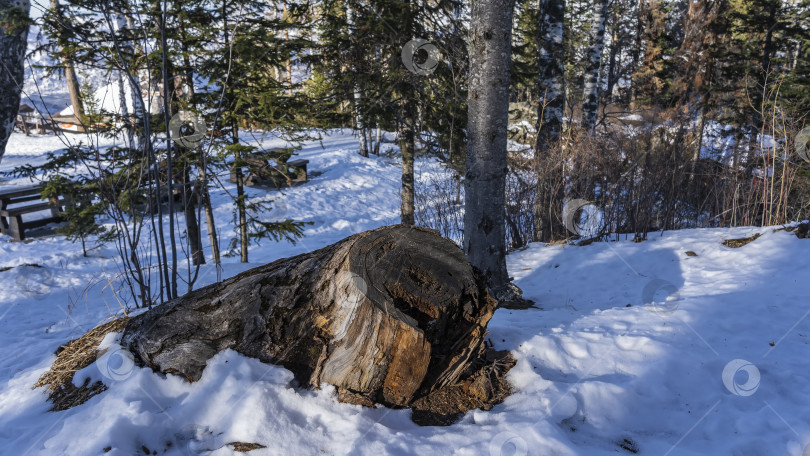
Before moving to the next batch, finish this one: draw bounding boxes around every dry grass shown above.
[227,442,267,452]
[34,317,129,411]
[722,233,762,248]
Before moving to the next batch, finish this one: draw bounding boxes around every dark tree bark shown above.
[232,124,249,263]
[157,3,179,298]
[464,0,516,291]
[581,0,609,131]
[346,3,369,157]
[122,225,496,408]
[0,0,30,164]
[535,0,565,145]
[628,0,645,105]
[183,180,205,266]
[533,0,565,242]
[752,1,778,137]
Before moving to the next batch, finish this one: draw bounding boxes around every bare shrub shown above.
[415,167,464,245]
[418,96,808,249]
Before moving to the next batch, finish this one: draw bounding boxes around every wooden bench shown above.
[123,172,193,216]
[0,185,68,241]
[229,149,309,189]
[140,179,199,215]
[286,159,309,183]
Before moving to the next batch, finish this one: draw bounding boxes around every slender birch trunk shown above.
[581,0,608,131]
[373,124,381,155]
[399,101,416,225]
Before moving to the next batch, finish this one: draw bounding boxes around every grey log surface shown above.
[122,225,497,407]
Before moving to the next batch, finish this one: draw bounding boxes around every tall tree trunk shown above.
[535,0,565,144]
[64,64,84,121]
[688,94,708,199]
[113,14,130,145]
[184,192,204,266]
[159,4,178,299]
[533,0,565,242]
[0,0,30,164]
[232,125,249,263]
[581,0,608,131]
[176,21,205,268]
[283,1,293,97]
[373,124,381,155]
[116,71,131,141]
[346,3,369,157]
[113,13,143,147]
[683,0,716,203]
[183,174,205,266]
[220,1,247,264]
[50,0,84,124]
[464,0,516,291]
[628,0,645,106]
[399,0,418,226]
[198,165,220,265]
[365,126,374,155]
[605,9,621,101]
[354,89,369,157]
[752,2,778,138]
[399,101,416,225]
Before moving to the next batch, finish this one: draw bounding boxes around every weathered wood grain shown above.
[122,225,497,407]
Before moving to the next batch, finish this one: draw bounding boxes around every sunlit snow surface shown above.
[1,130,810,455]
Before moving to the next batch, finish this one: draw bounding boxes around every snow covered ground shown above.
[1,129,810,456]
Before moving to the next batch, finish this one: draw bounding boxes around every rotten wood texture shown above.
[122,225,497,407]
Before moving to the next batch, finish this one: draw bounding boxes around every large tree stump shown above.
[122,225,497,407]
